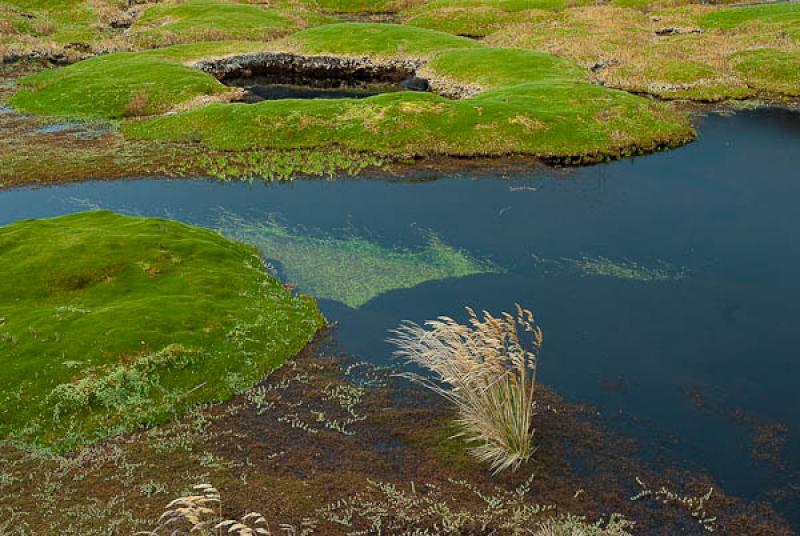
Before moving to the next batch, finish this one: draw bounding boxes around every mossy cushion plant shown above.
[9,41,269,119]
[0,211,324,452]
[131,0,329,48]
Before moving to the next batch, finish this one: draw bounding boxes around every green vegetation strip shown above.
[0,211,324,452]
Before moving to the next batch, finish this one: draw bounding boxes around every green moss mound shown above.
[0,211,324,451]
[131,0,327,48]
[402,0,579,37]
[424,47,585,87]
[0,0,105,44]
[297,0,407,13]
[286,22,481,57]
[9,42,267,119]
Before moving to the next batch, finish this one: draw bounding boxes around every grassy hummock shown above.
[9,41,269,119]
[130,0,329,48]
[285,22,481,57]
[0,211,324,451]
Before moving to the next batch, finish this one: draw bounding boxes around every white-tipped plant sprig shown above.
[137,484,273,535]
[389,305,542,473]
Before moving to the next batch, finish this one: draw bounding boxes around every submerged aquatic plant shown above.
[217,211,501,308]
[390,305,542,473]
[532,253,688,282]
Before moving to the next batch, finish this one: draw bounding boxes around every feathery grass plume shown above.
[389,305,542,473]
[138,484,274,535]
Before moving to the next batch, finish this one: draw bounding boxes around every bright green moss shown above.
[401,0,587,37]
[0,211,324,452]
[285,22,482,57]
[11,24,693,162]
[703,3,800,32]
[297,0,405,13]
[131,0,328,47]
[424,47,585,88]
[733,48,800,97]
[8,42,268,119]
[123,76,692,162]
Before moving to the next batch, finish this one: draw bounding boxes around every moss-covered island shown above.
[0,211,324,451]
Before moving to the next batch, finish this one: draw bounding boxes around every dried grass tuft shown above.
[138,484,275,535]
[390,305,542,473]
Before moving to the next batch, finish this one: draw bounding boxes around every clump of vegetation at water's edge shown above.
[390,306,542,473]
[0,211,324,451]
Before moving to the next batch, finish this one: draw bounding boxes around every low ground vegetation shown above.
[0,211,324,451]
[0,344,790,533]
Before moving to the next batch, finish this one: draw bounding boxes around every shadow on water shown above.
[1,108,799,528]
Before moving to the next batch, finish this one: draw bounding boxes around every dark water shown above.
[1,108,799,526]
[227,77,429,102]
[239,83,393,101]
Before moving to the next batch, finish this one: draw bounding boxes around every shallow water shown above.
[1,108,799,526]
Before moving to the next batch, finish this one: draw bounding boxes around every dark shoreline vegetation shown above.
[1,0,799,534]
[1,334,794,534]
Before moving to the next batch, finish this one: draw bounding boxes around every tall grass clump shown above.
[390,305,542,473]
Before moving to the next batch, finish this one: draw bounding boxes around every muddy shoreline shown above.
[0,332,793,534]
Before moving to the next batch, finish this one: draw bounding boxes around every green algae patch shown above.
[216,213,501,308]
[8,42,268,119]
[131,0,328,48]
[0,211,324,451]
[285,22,482,58]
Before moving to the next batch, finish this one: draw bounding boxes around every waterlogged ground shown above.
[0,108,799,531]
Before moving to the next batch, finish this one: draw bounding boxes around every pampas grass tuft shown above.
[389,305,542,474]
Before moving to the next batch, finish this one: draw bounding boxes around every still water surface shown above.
[1,108,798,525]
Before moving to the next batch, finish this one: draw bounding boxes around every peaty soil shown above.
[0,332,793,535]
